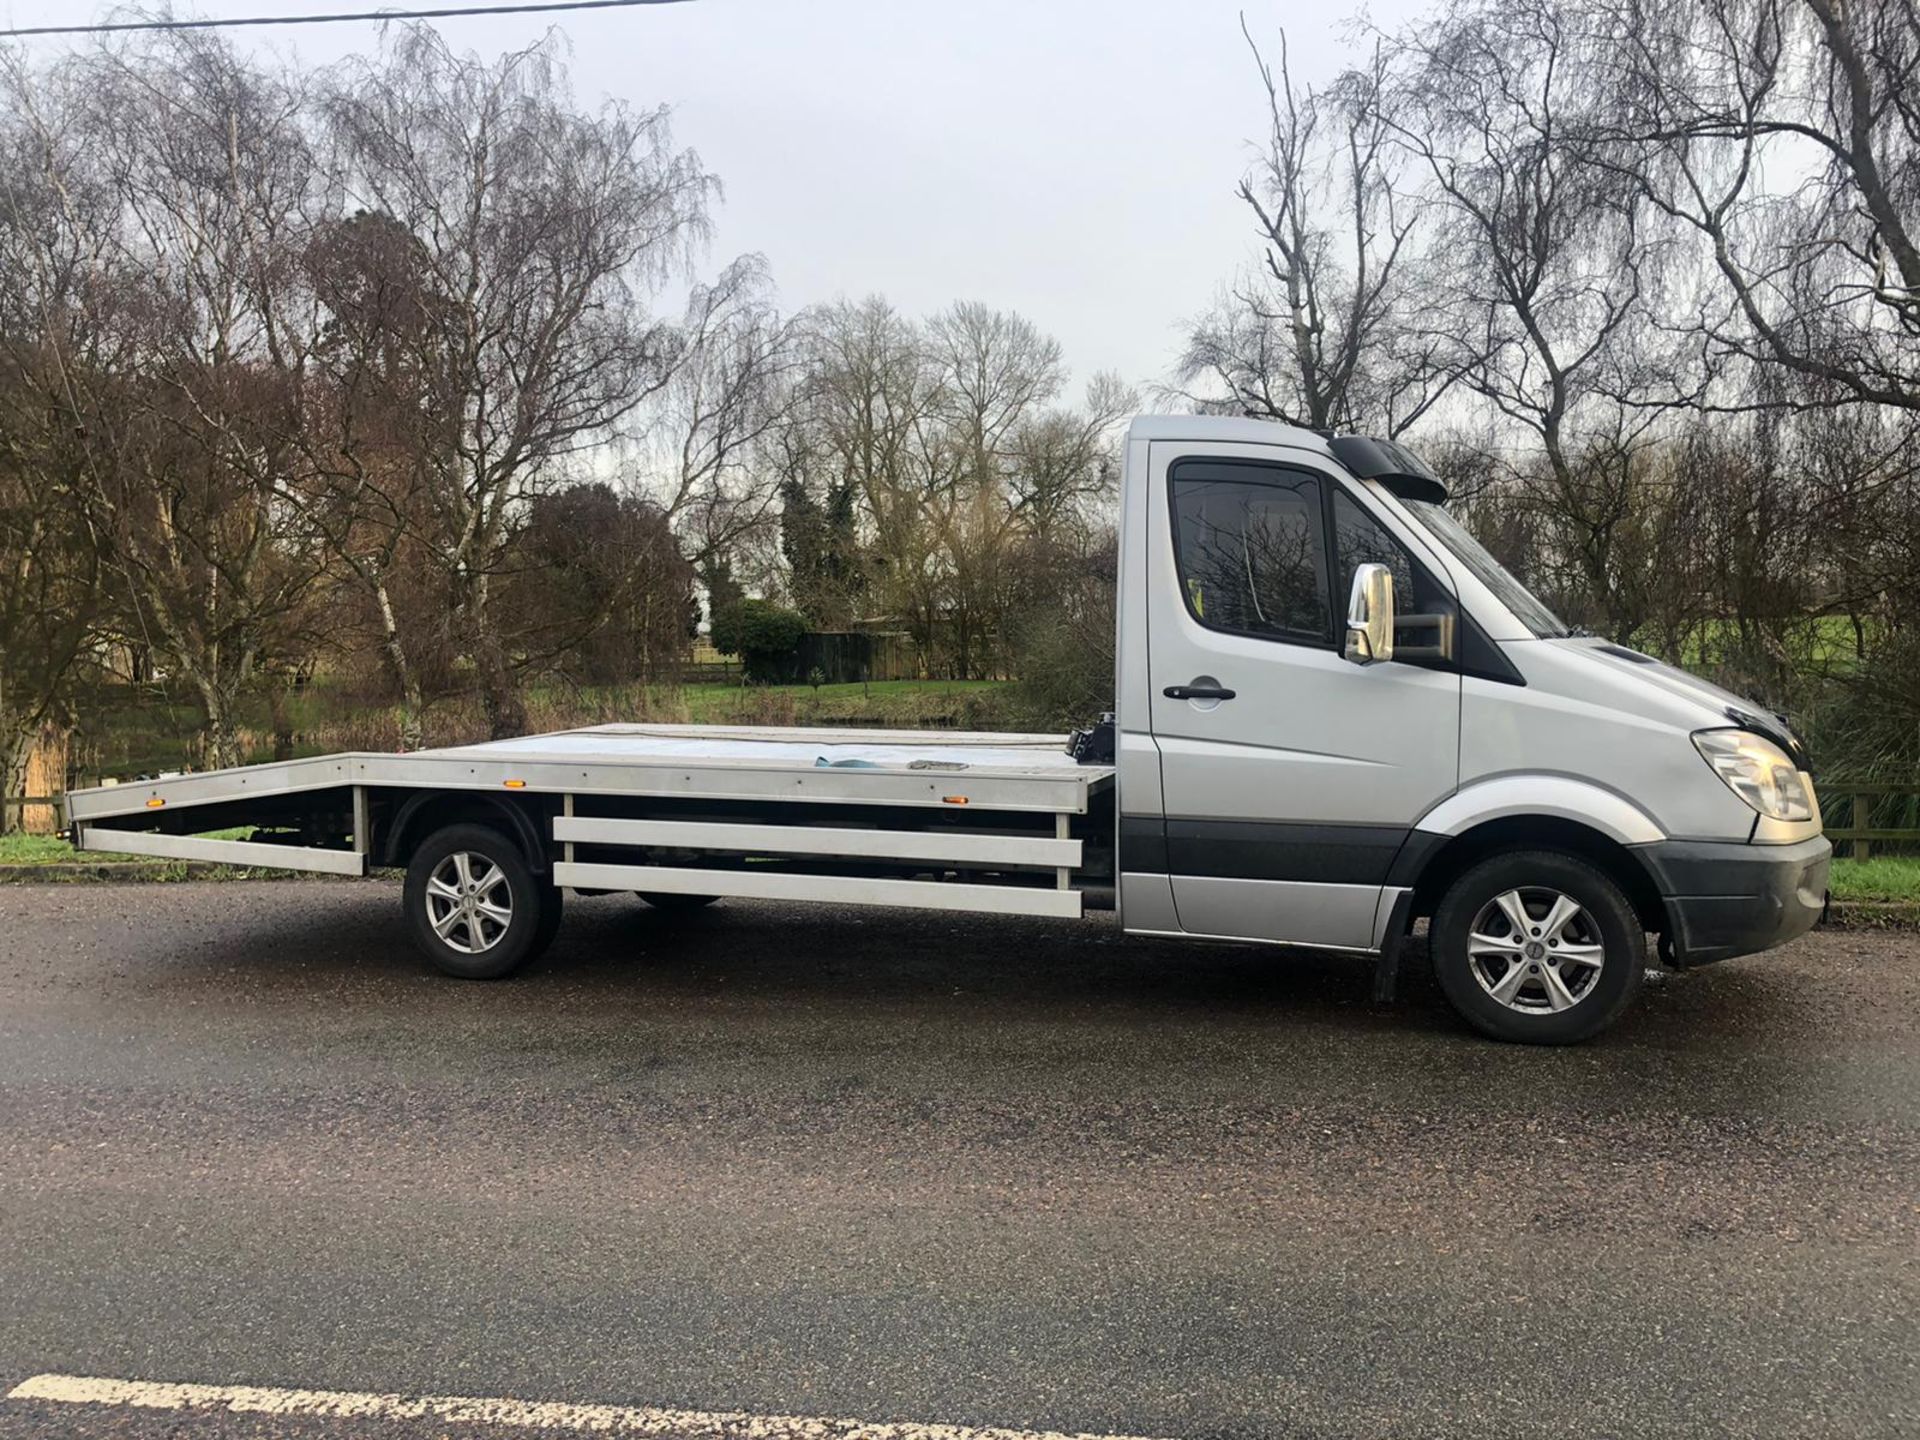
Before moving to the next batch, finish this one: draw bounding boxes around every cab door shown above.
[1143,441,1461,949]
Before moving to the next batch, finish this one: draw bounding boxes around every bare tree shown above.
[1384,0,1677,639]
[0,55,111,818]
[322,26,715,737]
[13,32,337,770]
[0,397,98,822]
[636,255,799,610]
[927,301,1065,476]
[1176,21,1453,435]
[786,298,1131,677]
[499,481,694,685]
[1595,0,1920,410]
[301,208,449,747]
[798,297,945,660]
[921,301,1073,675]
[1005,371,1136,546]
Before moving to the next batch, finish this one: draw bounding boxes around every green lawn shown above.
[1672,614,1866,672]
[679,678,1008,724]
[1829,856,1920,903]
[0,829,252,867]
[0,833,88,865]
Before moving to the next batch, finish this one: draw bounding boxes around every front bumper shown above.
[1636,835,1831,967]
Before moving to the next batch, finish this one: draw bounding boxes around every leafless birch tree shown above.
[1177,22,1454,435]
[322,26,715,737]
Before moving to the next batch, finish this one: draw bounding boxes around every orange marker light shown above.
[941,795,969,805]
[503,779,527,789]
[145,797,165,808]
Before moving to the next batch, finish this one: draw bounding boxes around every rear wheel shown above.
[1430,849,1645,1044]
[404,823,551,980]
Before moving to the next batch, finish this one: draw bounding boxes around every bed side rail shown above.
[551,806,1084,921]
[74,826,369,877]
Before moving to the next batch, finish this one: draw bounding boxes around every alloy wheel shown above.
[1466,886,1606,1014]
[423,851,513,954]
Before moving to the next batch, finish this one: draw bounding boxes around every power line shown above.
[2,0,690,38]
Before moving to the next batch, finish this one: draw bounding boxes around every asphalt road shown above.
[0,880,1914,1439]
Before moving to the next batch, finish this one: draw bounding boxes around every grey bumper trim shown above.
[1635,835,1831,966]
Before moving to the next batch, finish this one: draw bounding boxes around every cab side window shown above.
[1331,487,1447,617]
[1170,462,1330,644]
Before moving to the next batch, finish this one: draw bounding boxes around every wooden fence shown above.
[675,659,743,685]
[1822,781,1920,861]
[1,793,63,835]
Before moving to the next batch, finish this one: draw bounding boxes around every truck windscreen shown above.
[1401,500,1574,639]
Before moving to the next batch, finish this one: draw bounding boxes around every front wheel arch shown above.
[1399,815,1667,937]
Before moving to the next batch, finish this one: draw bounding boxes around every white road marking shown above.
[6,1373,1172,1440]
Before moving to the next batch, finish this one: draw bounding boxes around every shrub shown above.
[711,599,809,683]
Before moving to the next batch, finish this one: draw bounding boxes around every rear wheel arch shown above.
[381,790,552,874]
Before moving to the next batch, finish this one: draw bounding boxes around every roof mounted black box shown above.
[1327,436,1448,504]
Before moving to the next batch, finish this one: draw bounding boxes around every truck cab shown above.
[1113,416,1830,1042]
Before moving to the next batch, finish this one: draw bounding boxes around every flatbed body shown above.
[68,724,1117,922]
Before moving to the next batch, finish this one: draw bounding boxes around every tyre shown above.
[404,823,549,980]
[637,891,721,912]
[1430,849,1645,1044]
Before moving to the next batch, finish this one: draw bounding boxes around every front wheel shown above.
[404,823,554,980]
[1430,850,1645,1044]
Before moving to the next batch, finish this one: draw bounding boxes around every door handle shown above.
[1164,684,1236,701]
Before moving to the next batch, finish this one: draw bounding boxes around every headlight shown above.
[1692,729,1813,821]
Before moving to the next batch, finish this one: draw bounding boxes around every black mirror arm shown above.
[1394,611,1456,663]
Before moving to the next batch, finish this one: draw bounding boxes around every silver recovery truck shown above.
[65,415,1831,1043]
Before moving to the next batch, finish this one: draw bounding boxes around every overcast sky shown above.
[3,0,1426,396]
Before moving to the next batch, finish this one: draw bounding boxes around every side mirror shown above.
[1344,563,1395,665]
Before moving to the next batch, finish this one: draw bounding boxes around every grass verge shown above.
[0,828,252,868]
[1829,856,1920,903]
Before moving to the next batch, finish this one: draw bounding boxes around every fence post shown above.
[1852,792,1870,863]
